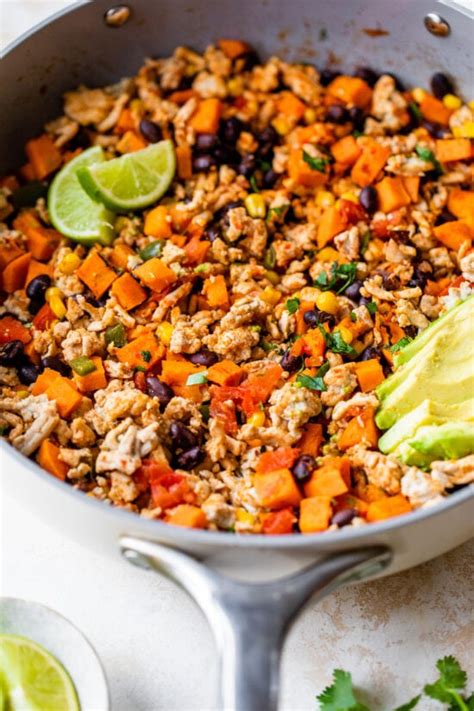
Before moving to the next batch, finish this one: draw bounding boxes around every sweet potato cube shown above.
[419,94,452,126]
[134,257,177,293]
[45,376,82,419]
[25,259,54,286]
[253,468,302,510]
[207,360,243,386]
[330,135,362,166]
[433,220,473,251]
[366,494,412,522]
[327,76,373,108]
[111,273,147,311]
[73,356,107,393]
[116,332,162,371]
[277,92,306,120]
[203,274,229,308]
[160,359,206,386]
[166,504,207,528]
[448,188,474,222]
[25,226,61,261]
[436,138,472,163]
[339,407,378,450]
[110,243,135,271]
[2,252,31,293]
[304,458,350,498]
[190,99,223,134]
[401,176,420,203]
[77,252,117,298]
[144,205,172,239]
[217,39,250,59]
[354,359,385,392]
[351,142,390,187]
[317,205,348,248]
[37,439,68,481]
[25,134,62,180]
[375,176,411,213]
[288,149,329,188]
[298,423,323,457]
[31,368,61,396]
[299,496,332,533]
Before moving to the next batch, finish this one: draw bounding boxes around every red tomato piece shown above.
[0,315,32,344]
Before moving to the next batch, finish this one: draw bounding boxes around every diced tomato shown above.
[256,447,300,473]
[210,385,239,435]
[262,508,296,534]
[134,459,195,509]
[337,199,367,225]
[0,315,32,344]
[32,304,56,331]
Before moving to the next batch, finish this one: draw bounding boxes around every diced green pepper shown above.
[139,240,164,261]
[105,323,126,348]
[70,356,97,376]
[186,371,208,386]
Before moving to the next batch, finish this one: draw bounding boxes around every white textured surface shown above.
[1,3,473,710]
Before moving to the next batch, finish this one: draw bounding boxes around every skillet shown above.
[1,1,473,708]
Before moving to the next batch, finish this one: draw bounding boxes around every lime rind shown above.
[0,633,80,711]
[48,146,115,246]
[77,140,176,212]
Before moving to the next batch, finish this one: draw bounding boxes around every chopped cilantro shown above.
[352,129,363,138]
[366,301,378,315]
[316,669,370,711]
[393,698,421,711]
[318,325,356,356]
[415,145,444,175]
[360,231,371,254]
[424,656,470,709]
[250,325,262,332]
[0,424,10,436]
[199,404,210,422]
[315,262,358,295]
[350,311,357,322]
[263,245,276,269]
[194,262,211,274]
[408,101,423,120]
[249,174,260,192]
[266,204,289,222]
[261,340,278,352]
[303,150,330,173]
[141,350,151,363]
[134,365,146,373]
[285,297,300,314]
[296,361,330,391]
[257,159,272,172]
[390,336,413,353]
[186,371,208,386]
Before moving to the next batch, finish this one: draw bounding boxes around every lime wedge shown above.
[0,634,80,711]
[77,140,176,212]
[48,146,115,245]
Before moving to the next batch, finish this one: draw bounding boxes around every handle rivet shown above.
[122,548,151,569]
[104,5,131,27]
[424,13,450,37]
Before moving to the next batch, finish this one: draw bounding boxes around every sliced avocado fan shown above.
[376,296,474,467]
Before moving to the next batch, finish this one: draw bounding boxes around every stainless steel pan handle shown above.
[120,537,391,711]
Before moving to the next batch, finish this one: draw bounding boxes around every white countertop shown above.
[1,3,473,709]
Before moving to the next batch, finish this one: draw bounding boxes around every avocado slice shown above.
[408,421,474,461]
[379,399,474,454]
[376,297,474,430]
[395,440,434,468]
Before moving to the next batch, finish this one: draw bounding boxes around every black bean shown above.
[26,274,51,305]
[68,126,91,151]
[0,340,24,367]
[139,119,163,143]
[220,116,245,145]
[170,422,198,450]
[263,169,279,188]
[292,454,316,483]
[41,355,71,377]
[354,66,379,87]
[404,325,418,339]
[359,186,378,213]
[239,50,261,71]
[315,309,336,327]
[360,345,381,361]
[325,104,349,124]
[348,106,365,130]
[214,200,242,223]
[237,153,257,177]
[331,508,357,527]
[213,145,240,166]
[175,446,205,470]
[188,349,218,367]
[303,309,319,328]
[145,376,174,409]
[18,363,42,385]
[204,223,221,242]
[281,349,303,373]
[320,68,339,86]
[195,133,220,151]
[435,211,455,226]
[257,126,279,158]
[430,72,454,100]
[422,120,448,139]
[344,281,363,301]
[192,154,217,172]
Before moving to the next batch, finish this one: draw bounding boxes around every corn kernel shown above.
[156,321,173,347]
[340,191,359,204]
[272,116,291,136]
[236,508,256,525]
[59,253,81,275]
[49,295,66,320]
[452,121,474,138]
[315,291,338,315]
[412,87,427,104]
[316,190,335,208]
[317,246,341,263]
[442,93,461,110]
[245,193,266,219]
[130,99,144,113]
[17,390,29,399]
[468,100,474,111]
[227,77,244,96]
[264,270,280,285]
[45,287,61,303]
[246,99,259,115]
[338,325,354,344]
[261,286,281,305]
[247,410,265,427]
[304,108,317,125]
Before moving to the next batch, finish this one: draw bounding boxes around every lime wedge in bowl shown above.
[77,140,176,212]
[0,633,80,711]
[48,146,115,246]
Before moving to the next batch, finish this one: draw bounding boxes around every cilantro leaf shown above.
[303,150,329,173]
[389,336,413,353]
[408,101,423,119]
[315,262,358,295]
[318,325,356,355]
[393,696,420,711]
[360,231,371,254]
[316,669,370,711]
[266,204,289,222]
[415,145,444,175]
[425,656,469,709]
[285,297,300,314]
[249,174,260,192]
[296,373,326,391]
[264,245,276,269]
[141,350,151,363]
[366,301,377,315]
